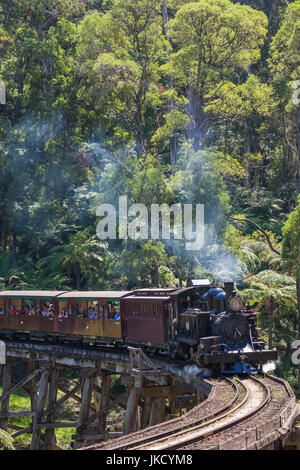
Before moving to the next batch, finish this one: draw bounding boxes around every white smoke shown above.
[183,364,213,378]
[262,360,277,373]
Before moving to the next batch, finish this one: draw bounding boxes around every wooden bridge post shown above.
[30,367,50,450]
[124,380,140,435]
[74,369,95,449]
[43,367,59,450]
[141,396,152,429]
[149,397,166,426]
[93,376,101,413]
[98,371,111,435]
[27,360,38,428]
[169,378,177,420]
[0,361,11,431]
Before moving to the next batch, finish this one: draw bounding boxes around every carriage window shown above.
[111,301,120,320]
[22,299,35,316]
[99,304,107,318]
[58,300,69,319]
[100,305,109,318]
[87,302,98,319]
[9,299,22,315]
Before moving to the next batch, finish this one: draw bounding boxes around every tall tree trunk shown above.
[296,105,300,388]
[151,266,159,287]
[162,0,177,172]
[297,279,300,389]
[74,261,81,290]
[186,82,195,142]
[186,84,206,152]
[135,105,144,157]
[267,297,274,350]
[244,118,251,189]
[296,105,300,197]
[12,59,25,126]
[11,232,17,267]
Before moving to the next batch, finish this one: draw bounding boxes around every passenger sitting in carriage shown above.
[42,306,48,317]
[22,305,29,315]
[29,306,35,316]
[10,306,19,315]
[48,307,54,318]
[88,307,97,319]
[59,308,68,319]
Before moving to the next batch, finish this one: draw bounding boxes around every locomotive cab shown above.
[173,283,278,374]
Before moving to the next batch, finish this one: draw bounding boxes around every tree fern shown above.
[0,429,15,450]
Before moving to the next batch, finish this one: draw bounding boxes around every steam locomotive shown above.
[0,281,277,374]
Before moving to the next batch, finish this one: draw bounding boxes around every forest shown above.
[0,0,300,389]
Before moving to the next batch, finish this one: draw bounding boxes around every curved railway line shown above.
[186,374,297,451]
[87,376,239,450]
[1,339,298,450]
[84,373,298,451]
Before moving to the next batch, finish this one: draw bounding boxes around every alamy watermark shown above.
[0,341,6,364]
[291,80,300,106]
[96,196,204,251]
[291,340,300,366]
[0,81,6,105]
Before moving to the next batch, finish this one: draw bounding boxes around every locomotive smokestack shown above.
[223,282,235,315]
[223,282,234,301]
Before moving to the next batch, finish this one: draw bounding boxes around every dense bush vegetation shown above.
[0,0,300,385]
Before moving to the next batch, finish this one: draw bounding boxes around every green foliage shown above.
[282,196,300,278]
[0,429,15,450]
[0,0,300,390]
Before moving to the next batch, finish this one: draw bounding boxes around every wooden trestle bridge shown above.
[0,339,299,450]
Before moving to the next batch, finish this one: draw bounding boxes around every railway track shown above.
[85,376,244,450]
[126,376,268,450]
[186,373,295,450]
[85,373,295,451]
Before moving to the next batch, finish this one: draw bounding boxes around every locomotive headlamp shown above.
[229,296,244,312]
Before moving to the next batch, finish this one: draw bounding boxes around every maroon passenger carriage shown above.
[0,290,131,343]
[0,281,278,373]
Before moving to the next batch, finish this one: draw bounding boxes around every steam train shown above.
[0,281,277,374]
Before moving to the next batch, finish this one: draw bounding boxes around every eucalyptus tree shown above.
[77,0,168,156]
[269,1,300,198]
[282,197,300,387]
[167,0,270,152]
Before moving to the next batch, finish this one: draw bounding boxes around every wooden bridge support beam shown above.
[149,397,166,427]
[0,362,11,431]
[27,360,37,428]
[124,381,140,435]
[93,376,101,413]
[98,372,111,435]
[141,396,152,429]
[43,368,59,450]
[30,368,50,450]
[73,369,95,449]
[1,351,205,449]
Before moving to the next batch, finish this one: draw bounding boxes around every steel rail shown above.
[132,375,270,451]
[105,376,243,451]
